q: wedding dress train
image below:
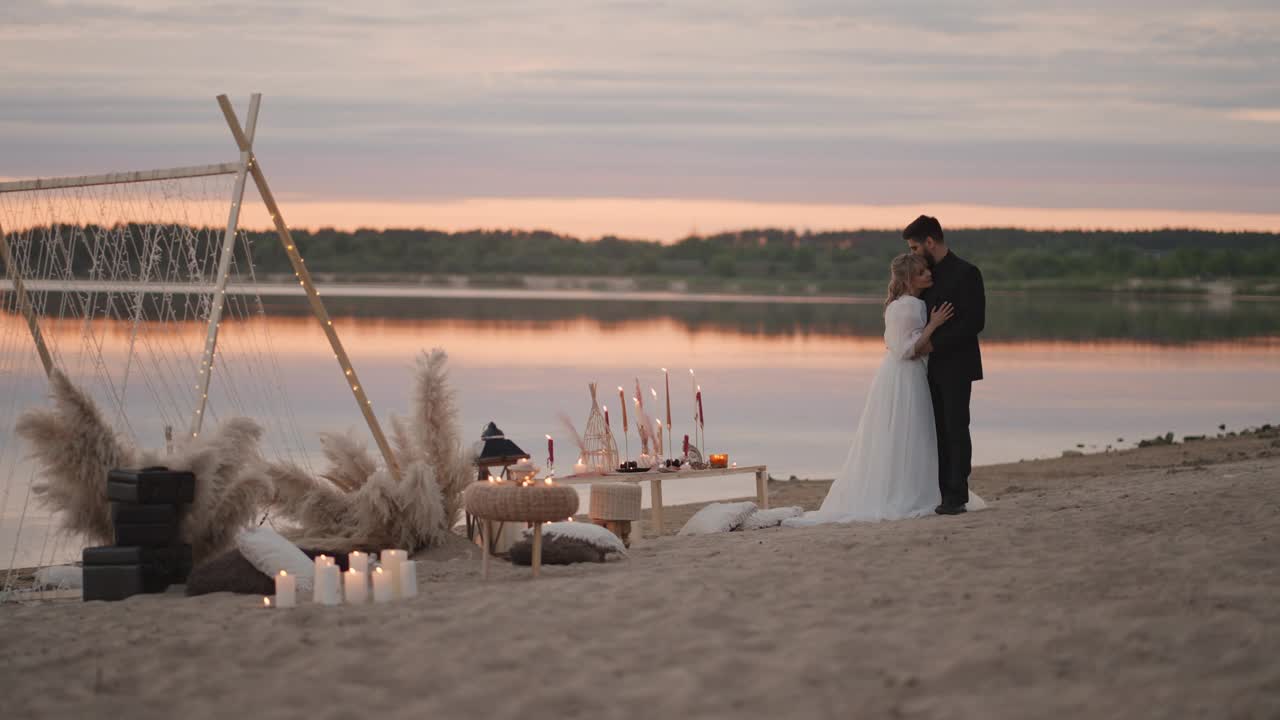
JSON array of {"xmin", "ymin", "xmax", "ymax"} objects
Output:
[{"xmin": 784, "ymin": 295, "xmax": 984, "ymax": 527}]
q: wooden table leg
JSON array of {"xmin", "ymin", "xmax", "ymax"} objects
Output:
[
  {"xmin": 650, "ymin": 477, "xmax": 664, "ymax": 536},
  {"xmin": 756, "ymin": 468, "xmax": 770, "ymax": 510},
  {"xmin": 480, "ymin": 520, "xmax": 490, "ymax": 581},
  {"xmin": 531, "ymin": 522, "xmax": 542, "ymax": 578}
]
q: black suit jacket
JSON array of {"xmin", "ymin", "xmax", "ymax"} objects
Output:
[{"xmin": 921, "ymin": 252, "xmax": 985, "ymax": 384}]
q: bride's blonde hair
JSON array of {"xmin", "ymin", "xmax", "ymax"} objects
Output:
[{"xmin": 885, "ymin": 253, "xmax": 927, "ymax": 308}]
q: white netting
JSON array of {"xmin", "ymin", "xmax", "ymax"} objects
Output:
[{"xmin": 0, "ymin": 173, "xmax": 316, "ymax": 591}]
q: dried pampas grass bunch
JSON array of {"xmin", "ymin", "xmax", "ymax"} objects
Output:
[
  {"xmin": 15, "ymin": 370, "xmax": 272, "ymax": 562},
  {"xmin": 268, "ymin": 348, "xmax": 472, "ymax": 553}
]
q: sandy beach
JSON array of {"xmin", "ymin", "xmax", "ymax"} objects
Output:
[{"xmin": 1, "ymin": 429, "xmax": 1277, "ymax": 719}]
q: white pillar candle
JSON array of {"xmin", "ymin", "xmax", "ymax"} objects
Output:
[
  {"xmin": 380, "ymin": 549, "xmax": 407, "ymax": 597},
  {"xmin": 399, "ymin": 560, "xmax": 418, "ymax": 599},
  {"xmin": 314, "ymin": 563, "xmax": 341, "ymax": 606},
  {"xmin": 372, "ymin": 566, "xmax": 395, "ymax": 603},
  {"xmin": 343, "ymin": 568, "xmax": 368, "ymax": 605},
  {"xmin": 274, "ymin": 570, "xmax": 296, "ymax": 608},
  {"xmin": 348, "ymin": 551, "xmax": 369, "ymax": 575}
]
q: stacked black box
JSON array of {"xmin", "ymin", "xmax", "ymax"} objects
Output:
[{"xmin": 83, "ymin": 467, "xmax": 196, "ymax": 602}]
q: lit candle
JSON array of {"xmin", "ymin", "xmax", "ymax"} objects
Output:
[
  {"xmin": 348, "ymin": 550, "xmax": 369, "ymax": 575},
  {"xmin": 274, "ymin": 570, "xmax": 297, "ymax": 607},
  {"xmin": 314, "ymin": 562, "xmax": 341, "ymax": 606},
  {"xmin": 344, "ymin": 568, "xmax": 368, "ymax": 604},
  {"xmin": 603, "ymin": 405, "xmax": 610, "ymax": 430},
  {"xmin": 372, "ymin": 566, "xmax": 395, "ymax": 603},
  {"xmin": 545, "ymin": 434, "xmax": 554, "ymax": 467},
  {"xmin": 400, "ymin": 561, "xmax": 419, "ymax": 599},
  {"xmin": 663, "ymin": 368, "xmax": 672, "ymax": 435},
  {"xmin": 697, "ymin": 388, "xmax": 704, "ymax": 428},
  {"xmin": 381, "ymin": 549, "xmax": 407, "ymax": 597},
  {"xmin": 683, "ymin": 434, "xmax": 690, "ymax": 456},
  {"xmin": 573, "ymin": 457, "xmax": 587, "ymax": 474},
  {"xmin": 263, "ymin": 596, "xmax": 273, "ymax": 608},
  {"xmin": 655, "ymin": 419, "xmax": 664, "ymax": 457},
  {"xmin": 618, "ymin": 387, "xmax": 628, "ymax": 433}
]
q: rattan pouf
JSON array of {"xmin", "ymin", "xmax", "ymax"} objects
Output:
[
  {"xmin": 464, "ymin": 482, "xmax": 580, "ymax": 579},
  {"xmin": 589, "ymin": 482, "xmax": 642, "ymax": 547}
]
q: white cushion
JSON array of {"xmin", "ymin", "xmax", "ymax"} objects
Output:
[
  {"xmin": 740, "ymin": 506, "xmax": 805, "ymax": 530},
  {"xmin": 236, "ymin": 525, "xmax": 315, "ymax": 592},
  {"xmin": 678, "ymin": 501, "xmax": 758, "ymax": 536},
  {"xmin": 524, "ymin": 521, "xmax": 627, "ymax": 555}
]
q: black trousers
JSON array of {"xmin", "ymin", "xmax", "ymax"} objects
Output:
[{"xmin": 928, "ymin": 377, "xmax": 972, "ymax": 507}]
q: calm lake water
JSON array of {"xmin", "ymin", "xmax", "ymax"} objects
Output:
[{"xmin": 3, "ymin": 288, "xmax": 1279, "ymax": 569}]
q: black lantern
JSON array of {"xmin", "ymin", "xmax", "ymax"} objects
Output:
[
  {"xmin": 467, "ymin": 422, "xmax": 531, "ymax": 549},
  {"xmin": 473, "ymin": 421, "xmax": 530, "ymax": 480}
]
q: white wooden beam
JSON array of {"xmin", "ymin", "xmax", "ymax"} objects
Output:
[
  {"xmin": 190, "ymin": 93, "xmax": 261, "ymax": 438},
  {"xmin": 0, "ymin": 224, "xmax": 55, "ymax": 377},
  {"xmin": 0, "ymin": 163, "xmax": 240, "ymax": 194},
  {"xmin": 215, "ymin": 93, "xmax": 402, "ymax": 481}
]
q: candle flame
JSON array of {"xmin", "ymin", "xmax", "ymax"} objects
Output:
[
  {"xmin": 651, "ymin": 388, "xmax": 658, "ymax": 398},
  {"xmin": 545, "ymin": 434, "xmax": 552, "ymax": 440},
  {"xmin": 662, "ymin": 367, "xmax": 667, "ymax": 372},
  {"xmin": 544, "ymin": 477, "xmax": 553, "ymax": 485},
  {"xmin": 376, "ymin": 567, "xmax": 384, "ymax": 575},
  {"xmin": 263, "ymin": 597, "xmax": 272, "ymax": 607},
  {"xmin": 279, "ymin": 570, "xmax": 287, "ymax": 576}
]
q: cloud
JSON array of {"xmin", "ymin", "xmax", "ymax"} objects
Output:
[
  {"xmin": 0, "ymin": 1, "xmax": 1277, "ymax": 221},
  {"xmin": 1230, "ymin": 108, "xmax": 1280, "ymax": 123}
]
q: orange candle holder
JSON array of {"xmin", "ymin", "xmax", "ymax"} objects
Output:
[{"xmin": 709, "ymin": 453, "xmax": 729, "ymax": 469}]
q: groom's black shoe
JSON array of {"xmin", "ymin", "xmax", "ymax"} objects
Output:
[{"xmin": 935, "ymin": 504, "xmax": 967, "ymax": 515}]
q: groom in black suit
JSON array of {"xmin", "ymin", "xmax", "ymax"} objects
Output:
[{"xmin": 904, "ymin": 215, "xmax": 985, "ymax": 515}]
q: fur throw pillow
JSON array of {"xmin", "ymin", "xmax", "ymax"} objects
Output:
[
  {"xmin": 528, "ymin": 521, "xmax": 628, "ymax": 554},
  {"xmin": 508, "ymin": 535, "xmax": 608, "ymax": 565},
  {"xmin": 508, "ymin": 521, "xmax": 628, "ymax": 565},
  {"xmin": 678, "ymin": 501, "xmax": 758, "ymax": 536},
  {"xmin": 236, "ymin": 525, "xmax": 314, "ymax": 592},
  {"xmin": 185, "ymin": 548, "xmax": 274, "ymax": 596},
  {"xmin": 740, "ymin": 506, "xmax": 805, "ymax": 530}
]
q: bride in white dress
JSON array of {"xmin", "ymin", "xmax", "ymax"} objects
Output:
[{"xmin": 785, "ymin": 254, "xmax": 984, "ymax": 526}]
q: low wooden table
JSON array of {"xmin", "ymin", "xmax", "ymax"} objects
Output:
[{"xmin": 559, "ymin": 465, "xmax": 768, "ymax": 536}]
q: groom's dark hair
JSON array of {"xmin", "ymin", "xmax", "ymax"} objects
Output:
[{"xmin": 903, "ymin": 215, "xmax": 944, "ymax": 244}]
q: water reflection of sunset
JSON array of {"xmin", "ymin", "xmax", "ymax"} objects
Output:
[{"xmin": 6, "ymin": 312, "xmax": 1280, "ymax": 373}]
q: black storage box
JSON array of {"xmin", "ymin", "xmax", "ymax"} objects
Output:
[
  {"xmin": 113, "ymin": 522, "xmax": 180, "ymax": 547},
  {"xmin": 110, "ymin": 503, "xmax": 180, "ymax": 525},
  {"xmin": 82, "ymin": 544, "xmax": 194, "ymax": 603},
  {"xmin": 82, "ymin": 565, "xmax": 168, "ymax": 601},
  {"xmin": 106, "ymin": 467, "xmax": 195, "ymax": 504}
]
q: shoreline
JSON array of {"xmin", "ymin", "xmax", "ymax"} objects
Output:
[{"xmin": 1, "ymin": 425, "xmax": 1277, "ymax": 717}]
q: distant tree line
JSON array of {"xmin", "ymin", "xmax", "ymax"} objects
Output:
[
  {"xmin": 8, "ymin": 225, "xmax": 1280, "ymax": 293},
  {"xmin": 242, "ymin": 227, "xmax": 1280, "ymax": 292}
]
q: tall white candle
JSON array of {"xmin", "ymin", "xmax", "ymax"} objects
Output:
[
  {"xmin": 399, "ymin": 561, "xmax": 418, "ymax": 599},
  {"xmin": 344, "ymin": 568, "xmax": 368, "ymax": 605},
  {"xmin": 381, "ymin": 549, "xmax": 407, "ymax": 597},
  {"xmin": 372, "ymin": 566, "xmax": 395, "ymax": 603},
  {"xmin": 314, "ymin": 563, "xmax": 341, "ymax": 606},
  {"xmin": 274, "ymin": 570, "xmax": 296, "ymax": 608},
  {"xmin": 348, "ymin": 551, "xmax": 369, "ymax": 575}
]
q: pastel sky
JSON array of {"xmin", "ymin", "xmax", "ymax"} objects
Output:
[{"xmin": 2, "ymin": 1, "xmax": 1278, "ymax": 238}]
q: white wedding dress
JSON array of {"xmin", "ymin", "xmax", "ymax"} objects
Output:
[{"xmin": 784, "ymin": 295, "xmax": 984, "ymax": 526}]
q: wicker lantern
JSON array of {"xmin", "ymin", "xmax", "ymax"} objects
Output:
[{"xmin": 581, "ymin": 383, "xmax": 619, "ymax": 472}]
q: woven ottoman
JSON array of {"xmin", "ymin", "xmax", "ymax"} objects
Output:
[
  {"xmin": 464, "ymin": 481, "xmax": 579, "ymax": 579},
  {"xmin": 589, "ymin": 482, "xmax": 642, "ymax": 547}
]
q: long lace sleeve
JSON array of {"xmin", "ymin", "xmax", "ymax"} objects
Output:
[{"xmin": 884, "ymin": 298, "xmax": 926, "ymax": 360}]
